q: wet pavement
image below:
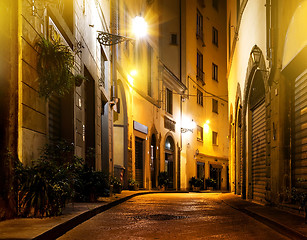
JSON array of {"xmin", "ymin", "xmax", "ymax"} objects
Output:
[
  {"xmin": 0, "ymin": 191, "xmax": 149, "ymax": 240},
  {"xmin": 58, "ymin": 193, "xmax": 290, "ymax": 240}
]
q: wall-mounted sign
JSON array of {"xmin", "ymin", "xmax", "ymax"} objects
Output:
[
  {"xmin": 133, "ymin": 121, "xmax": 148, "ymax": 134},
  {"xmin": 48, "ymin": 17, "xmax": 70, "ymax": 48}
]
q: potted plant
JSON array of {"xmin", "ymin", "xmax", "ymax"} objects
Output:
[
  {"xmin": 291, "ymin": 183, "xmax": 307, "ymax": 223},
  {"xmin": 74, "ymin": 74, "xmax": 87, "ymax": 87},
  {"xmin": 189, "ymin": 177, "xmax": 203, "ymax": 192},
  {"xmin": 205, "ymin": 178, "xmax": 216, "ymax": 190},
  {"xmin": 128, "ymin": 178, "xmax": 139, "ymax": 191},
  {"xmin": 36, "ymin": 37, "xmax": 75, "ymax": 99},
  {"xmin": 158, "ymin": 171, "xmax": 169, "ymax": 191},
  {"xmin": 110, "ymin": 176, "xmax": 122, "ymax": 194}
]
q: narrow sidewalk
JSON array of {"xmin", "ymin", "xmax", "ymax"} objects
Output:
[
  {"xmin": 0, "ymin": 190, "xmax": 149, "ymax": 240},
  {"xmin": 220, "ymin": 193, "xmax": 307, "ymax": 240}
]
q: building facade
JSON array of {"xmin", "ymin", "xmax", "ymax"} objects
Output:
[
  {"xmin": 1, "ymin": 0, "xmax": 230, "ymax": 218},
  {"xmin": 113, "ymin": 0, "xmax": 229, "ymax": 191},
  {"xmin": 181, "ymin": 0, "xmax": 229, "ymax": 190},
  {"xmin": 0, "ymin": 0, "xmax": 113, "ymax": 218},
  {"xmin": 228, "ymin": 0, "xmax": 307, "ymax": 204},
  {"xmin": 113, "ymin": 0, "xmax": 185, "ymax": 190}
]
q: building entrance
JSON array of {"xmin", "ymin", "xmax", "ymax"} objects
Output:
[
  {"xmin": 165, "ymin": 136, "xmax": 175, "ymax": 189},
  {"xmin": 210, "ymin": 164, "xmax": 222, "ymax": 190},
  {"xmin": 135, "ymin": 137, "xmax": 144, "ymax": 188},
  {"xmin": 249, "ymin": 71, "xmax": 266, "ymax": 202},
  {"xmin": 150, "ymin": 134, "xmax": 157, "ymax": 188}
]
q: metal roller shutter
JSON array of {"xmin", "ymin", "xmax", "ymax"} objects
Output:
[
  {"xmin": 294, "ymin": 73, "xmax": 307, "ymax": 187},
  {"xmin": 135, "ymin": 137, "xmax": 144, "ymax": 188},
  {"xmin": 251, "ymin": 100, "xmax": 266, "ymax": 202},
  {"xmin": 240, "ymin": 127, "xmax": 243, "ymax": 193}
]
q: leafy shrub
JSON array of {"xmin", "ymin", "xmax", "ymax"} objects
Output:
[
  {"xmin": 15, "ymin": 159, "xmax": 73, "ymax": 217},
  {"xmin": 15, "ymin": 140, "xmax": 109, "ymax": 217},
  {"xmin": 74, "ymin": 165, "xmax": 109, "ymax": 202},
  {"xmin": 190, "ymin": 177, "xmax": 203, "ymax": 188},
  {"xmin": 128, "ymin": 179, "xmax": 139, "ymax": 191},
  {"xmin": 205, "ymin": 178, "xmax": 217, "ymax": 188},
  {"xmin": 158, "ymin": 171, "xmax": 169, "ymax": 187},
  {"xmin": 36, "ymin": 37, "xmax": 75, "ymax": 99},
  {"xmin": 110, "ymin": 176, "xmax": 122, "ymax": 193}
]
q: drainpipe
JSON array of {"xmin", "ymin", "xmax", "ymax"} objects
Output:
[
  {"xmin": 110, "ymin": 0, "xmax": 119, "ymax": 176},
  {"xmin": 179, "ymin": 0, "xmax": 183, "ymax": 191},
  {"xmin": 111, "ymin": 0, "xmax": 118, "ymax": 101}
]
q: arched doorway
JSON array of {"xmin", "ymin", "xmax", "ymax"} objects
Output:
[
  {"xmin": 165, "ymin": 136, "xmax": 175, "ymax": 189},
  {"xmin": 235, "ymin": 104, "xmax": 242, "ymax": 195},
  {"xmin": 150, "ymin": 134, "xmax": 157, "ymax": 188},
  {"xmin": 243, "ymin": 45, "xmax": 268, "ymax": 202},
  {"xmin": 249, "ymin": 70, "xmax": 266, "ymax": 202}
]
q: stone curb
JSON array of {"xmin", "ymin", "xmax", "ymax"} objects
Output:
[
  {"xmin": 33, "ymin": 191, "xmax": 188, "ymax": 240},
  {"xmin": 222, "ymin": 200, "xmax": 307, "ymax": 240}
]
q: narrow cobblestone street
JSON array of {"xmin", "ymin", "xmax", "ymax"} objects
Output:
[{"xmin": 58, "ymin": 193, "xmax": 289, "ymax": 240}]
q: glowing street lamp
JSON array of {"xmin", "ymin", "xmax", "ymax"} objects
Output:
[
  {"xmin": 251, "ymin": 46, "xmax": 261, "ymax": 65},
  {"xmin": 130, "ymin": 70, "xmax": 137, "ymax": 76},
  {"xmin": 132, "ymin": 16, "xmax": 148, "ymax": 38},
  {"xmin": 181, "ymin": 119, "xmax": 196, "ymax": 133},
  {"xmin": 97, "ymin": 16, "xmax": 147, "ymax": 46},
  {"xmin": 97, "ymin": 16, "xmax": 148, "ymax": 112}
]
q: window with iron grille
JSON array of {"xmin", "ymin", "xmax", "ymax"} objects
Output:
[
  {"xmin": 212, "ymin": 27, "xmax": 218, "ymax": 46},
  {"xmin": 197, "ymin": 51, "xmax": 204, "ymax": 83},
  {"xmin": 212, "ymin": 98, "xmax": 218, "ymax": 113},
  {"xmin": 212, "ymin": 131, "xmax": 218, "ymax": 145},
  {"xmin": 197, "ymin": 125, "xmax": 203, "ymax": 141},
  {"xmin": 166, "ymin": 88, "xmax": 173, "ymax": 115},
  {"xmin": 197, "ymin": 89, "xmax": 203, "ymax": 106},
  {"xmin": 196, "ymin": 9, "xmax": 203, "ymax": 40},
  {"xmin": 212, "ymin": 63, "xmax": 218, "ymax": 81}
]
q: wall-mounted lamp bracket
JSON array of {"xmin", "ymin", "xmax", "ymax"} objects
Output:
[
  {"xmin": 97, "ymin": 31, "xmax": 134, "ymax": 46},
  {"xmin": 181, "ymin": 128, "xmax": 193, "ymax": 133}
]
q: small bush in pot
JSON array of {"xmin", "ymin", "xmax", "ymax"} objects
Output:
[
  {"xmin": 128, "ymin": 178, "xmax": 139, "ymax": 191},
  {"xmin": 110, "ymin": 176, "xmax": 122, "ymax": 194},
  {"xmin": 36, "ymin": 37, "xmax": 75, "ymax": 99},
  {"xmin": 189, "ymin": 177, "xmax": 203, "ymax": 191},
  {"xmin": 158, "ymin": 171, "xmax": 169, "ymax": 190}
]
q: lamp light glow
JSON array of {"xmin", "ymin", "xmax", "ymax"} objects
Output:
[
  {"xmin": 127, "ymin": 74, "xmax": 134, "ymax": 86},
  {"xmin": 204, "ymin": 120, "xmax": 210, "ymax": 133},
  {"xmin": 132, "ymin": 16, "xmax": 148, "ymax": 38},
  {"xmin": 130, "ymin": 70, "xmax": 137, "ymax": 76},
  {"xmin": 181, "ymin": 119, "xmax": 197, "ymax": 133},
  {"xmin": 190, "ymin": 119, "xmax": 196, "ymax": 129}
]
